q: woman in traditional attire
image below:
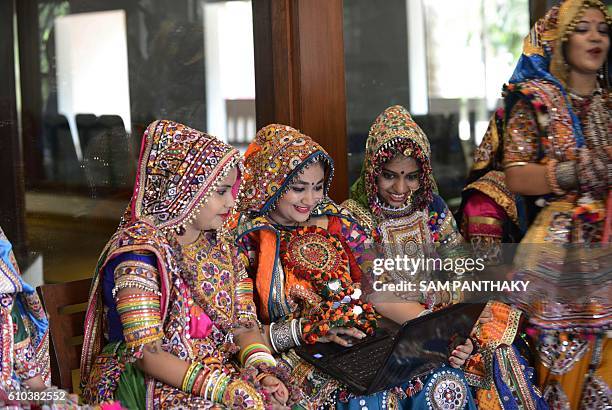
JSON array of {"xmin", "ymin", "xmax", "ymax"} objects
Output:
[
  {"xmin": 457, "ymin": 109, "xmax": 533, "ymax": 264},
  {"xmin": 344, "ymin": 106, "xmax": 547, "ymax": 409},
  {"xmin": 80, "ymin": 120, "xmax": 295, "ymax": 409},
  {"xmin": 0, "ymin": 227, "xmax": 50, "ymax": 395},
  {"xmin": 500, "ymin": 1, "xmax": 611, "ymax": 408},
  {"xmin": 344, "ymin": 105, "xmax": 467, "ymax": 272},
  {"xmin": 235, "ymin": 123, "xmax": 476, "ymax": 409}
]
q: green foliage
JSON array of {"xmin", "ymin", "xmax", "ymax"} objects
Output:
[{"xmin": 486, "ymin": 0, "xmax": 529, "ymax": 60}]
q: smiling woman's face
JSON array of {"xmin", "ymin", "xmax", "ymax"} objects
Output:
[
  {"xmin": 376, "ymin": 154, "xmax": 420, "ymax": 208},
  {"xmin": 268, "ymin": 161, "xmax": 325, "ymax": 225}
]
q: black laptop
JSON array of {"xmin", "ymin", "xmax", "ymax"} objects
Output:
[{"xmin": 296, "ymin": 303, "xmax": 484, "ymax": 395}]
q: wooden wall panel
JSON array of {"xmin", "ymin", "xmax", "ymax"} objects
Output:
[{"xmin": 295, "ymin": 0, "xmax": 348, "ymax": 201}]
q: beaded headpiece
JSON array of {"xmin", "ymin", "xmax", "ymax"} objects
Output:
[
  {"xmin": 350, "ymin": 105, "xmax": 436, "ymax": 220},
  {"xmin": 239, "ymin": 124, "xmax": 334, "ymax": 215},
  {"xmin": 131, "ymin": 120, "xmax": 242, "ymax": 232}
]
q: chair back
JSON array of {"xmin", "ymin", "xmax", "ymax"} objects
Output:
[{"xmin": 37, "ymin": 277, "xmax": 92, "ymax": 392}]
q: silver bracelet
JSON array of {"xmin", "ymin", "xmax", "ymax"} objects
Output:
[
  {"xmin": 269, "ymin": 322, "xmax": 279, "ymax": 353},
  {"xmin": 298, "ymin": 318, "xmax": 304, "ymax": 341},
  {"xmin": 556, "ymin": 160, "xmax": 578, "ymax": 191},
  {"xmin": 271, "ymin": 319, "xmax": 295, "ymax": 352},
  {"xmin": 290, "ymin": 319, "xmax": 301, "ymax": 347}
]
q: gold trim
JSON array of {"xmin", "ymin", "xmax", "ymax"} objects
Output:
[
  {"xmin": 465, "ymin": 171, "xmax": 519, "ymax": 225},
  {"xmin": 468, "ymin": 216, "xmax": 503, "ymax": 226},
  {"xmin": 504, "ymin": 161, "xmax": 529, "ymax": 169},
  {"xmin": 341, "ymin": 199, "xmax": 376, "ymax": 234}
]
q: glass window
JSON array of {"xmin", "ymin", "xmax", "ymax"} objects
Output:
[
  {"xmin": 343, "ymin": 0, "xmax": 528, "ymax": 207},
  {"xmin": 21, "ymin": 0, "xmax": 255, "ymax": 284}
]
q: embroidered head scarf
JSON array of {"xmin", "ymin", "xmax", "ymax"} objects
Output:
[
  {"xmin": 350, "ymin": 105, "xmax": 436, "ymax": 221},
  {"xmin": 239, "ymin": 124, "xmax": 334, "ymax": 215},
  {"xmin": 131, "ymin": 120, "xmax": 242, "ymax": 231},
  {"xmin": 81, "ymin": 120, "xmax": 242, "ymax": 381}
]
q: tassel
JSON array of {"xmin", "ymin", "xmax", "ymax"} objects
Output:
[{"xmin": 244, "ymin": 142, "xmax": 261, "ymax": 159}]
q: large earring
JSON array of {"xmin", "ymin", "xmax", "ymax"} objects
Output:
[{"xmin": 405, "ymin": 189, "xmax": 414, "ymax": 206}]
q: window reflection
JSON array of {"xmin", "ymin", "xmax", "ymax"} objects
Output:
[
  {"xmin": 344, "ymin": 0, "xmax": 528, "ymax": 206},
  {"xmin": 22, "ymin": 0, "xmax": 255, "ymax": 284}
]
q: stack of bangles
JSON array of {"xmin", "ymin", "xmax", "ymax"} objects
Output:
[
  {"xmin": 269, "ymin": 318, "xmax": 303, "ymax": 353},
  {"xmin": 240, "ymin": 343, "xmax": 277, "ymax": 368},
  {"xmin": 240, "ymin": 343, "xmax": 302, "ymax": 404},
  {"xmin": 115, "ymin": 293, "xmax": 163, "ymax": 357},
  {"xmin": 181, "ymin": 361, "xmax": 232, "ymax": 401}
]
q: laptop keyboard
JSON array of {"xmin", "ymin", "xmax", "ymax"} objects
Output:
[{"xmin": 331, "ymin": 341, "xmax": 392, "ymax": 383}]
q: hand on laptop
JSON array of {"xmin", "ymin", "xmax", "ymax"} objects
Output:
[
  {"xmin": 448, "ymin": 338, "xmax": 474, "ymax": 368},
  {"xmin": 318, "ymin": 326, "xmax": 367, "ymax": 346}
]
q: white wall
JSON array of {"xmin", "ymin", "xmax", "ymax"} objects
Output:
[
  {"xmin": 203, "ymin": 1, "xmax": 255, "ymax": 143},
  {"xmin": 55, "ymin": 10, "xmax": 132, "ymax": 159}
]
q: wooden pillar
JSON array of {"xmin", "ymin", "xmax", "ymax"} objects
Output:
[
  {"xmin": 0, "ymin": 0, "xmax": 27, "ymax": 259},
  {"xmin": 252, "ymin": 0, "xmax": 349, "ymax": 201}
]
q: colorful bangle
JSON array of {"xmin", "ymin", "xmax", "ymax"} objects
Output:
[
  {"xmin": 244, "ymin": 352, "xmax": 276, "ymax": 368},
  {"xmin": 210, "ymin": 372, "xmax": 223, "ymax": 402},
  {"xmin": 214, "ymin": 373, "xmax": 231, "ymax": 403},
  {"xmin": 191, "ymin": 368, "xmax": 207, "ymax": 396},
  {"xmin": 116, "ymin": 292, "xmax": 163, "ymax": 353},
  {"xmin": 290, "ymin": 319, "xmax": 302, "ymax": 347},
  {"xmin": 239, "ymin": 343, "xmax": 271, "ymax": 365},
  {"xmin": 181, "ymin": 362, "xmax": 204, "ymax": 393},
  {"xmin": 203, "ymin": 369, "xmax": 220, "ymax": 400},
  {"xmin": 268, "ymin": 322, "xmax": 279, "ymax": 353},
  {"xmin": 197, "ymin": 367, "xmax": 214, "ymax": 397}
]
